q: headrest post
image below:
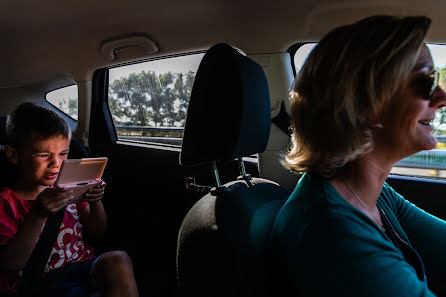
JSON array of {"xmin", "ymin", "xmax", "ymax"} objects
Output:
[
  {"xmin": 212, "ymin": 161, "xmax": 222, "ymax": 188},
  {"xmin": 238, "ymin": 158, "xmax": 247, "ymax": 178}
]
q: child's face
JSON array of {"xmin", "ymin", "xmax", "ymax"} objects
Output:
[{"xmin": 15, "ymin": 134, "xmax": 70, "ymax": 189}]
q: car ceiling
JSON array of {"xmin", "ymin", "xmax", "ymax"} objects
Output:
[{"xmin": 0, "ymin": 0, "xmax": 445, "ymax": 89}]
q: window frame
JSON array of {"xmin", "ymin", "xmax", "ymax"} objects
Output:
[{"xmin": 288, "ymin": 42, "xmax": 317, "ymax": 76}]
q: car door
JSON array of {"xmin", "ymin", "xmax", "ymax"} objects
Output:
[{"xmin": 87, "ymin": 53, "xmax": 261, "ymax": 296}]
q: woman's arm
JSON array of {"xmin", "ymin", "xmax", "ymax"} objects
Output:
[
  {"xmin": 392, "ymin": 189, "xmax": 446, "ymax": 294},
  {"xmin": 274, "ymin": 215, "xmax": 437, "ymax": 297}
]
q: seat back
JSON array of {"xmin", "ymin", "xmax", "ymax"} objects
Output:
[
  {"xmin": 0, "ymin": 115, "xmax": 14, "ymax": 187},
  {"xmin": 0, "ymin": 116, "xmax": 6, "ymax": 145},
  {"xmin": 177, "ymin": 43, "xmax": 291, "ymax": 297}
]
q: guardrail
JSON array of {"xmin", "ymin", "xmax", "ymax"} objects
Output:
[
  {"xmin": 116, "ymin": 125, "xmax": 184, "ymax": 134},
  {"xmin": 119, "ymin": 136, "xmax": 182, "ymax": 146},
  {"xmin": 395, "ymin": 149, "xmax": 446, "ymax": 170},
  {"xmin": 116, "ymin": 125, "xmax": 183, "ymax": 146},
  {"xmin": 116, "ymin": 125, "xmax": 446, "ymax": 170}
]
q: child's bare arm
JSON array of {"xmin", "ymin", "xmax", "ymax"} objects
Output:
[
  {"xmin": 78, "ymin": 182, "xmax": 107, "ymax": 238},
  {"xmin": 0, "ymin": 187, "xmax": 73, "ymax": 271}
]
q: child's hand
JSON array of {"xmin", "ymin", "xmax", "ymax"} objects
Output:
[
  {"xmin": 82, "ymin": 181, "xmax": 106, "ymax": 205},
  {"xmin": 31, "ymin": 187, "xmax": 75, "ymax": 218}
]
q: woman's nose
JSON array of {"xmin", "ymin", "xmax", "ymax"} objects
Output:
[{"xmin": 430, "ymin": 85, "xmax": 446, "ymax": 109}]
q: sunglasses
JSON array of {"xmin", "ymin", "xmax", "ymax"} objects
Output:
[{"xmin": 413, "ymin": 70, "xmax": 439, "ymax": 99}]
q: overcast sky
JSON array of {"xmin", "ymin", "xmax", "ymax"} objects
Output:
[{"xmin": 109, "ymin": 53, "xmax": 204, "ymax": 84}]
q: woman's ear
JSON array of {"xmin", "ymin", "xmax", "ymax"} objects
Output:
[{"xmin": 3, "ymin": 145, "xmax": 18, "ymax": 165}]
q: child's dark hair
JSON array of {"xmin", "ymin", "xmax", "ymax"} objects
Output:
[{"xmin": 6, "ymin": 102, "xmax": 71, "ymax": 149}]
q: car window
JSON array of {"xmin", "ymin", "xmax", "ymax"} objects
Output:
[
  {"xmin": 46, "ymin": 85, "xmax": 78, "ymax": 120},
  {"xmin": 293, "ymin": 43, "xmax": 317, "ymax": 74},
  {"xmin": 292, "ymin": 43, "xmax": 446, "ymax": 180},
  {"xmin": 108, "ymin": 53, "xmax": 204, "ymax": 147}
]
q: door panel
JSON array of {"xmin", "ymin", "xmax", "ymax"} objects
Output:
[
  {"xmin": 88, "ymin": 68, "xmax": 260, "ymax": 297},
  {"xmin": 387, "ymin": 175, "xmax": 446, "ymax": 220},
  {"xmin": 88, "ymin": 69, "xmax": 191, "ymax": 296}
]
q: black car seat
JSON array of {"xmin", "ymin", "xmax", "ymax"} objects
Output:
[
  {"xmin": 176, "ymin": 43, "xmax": 291, "ymax": 297},
  {"xmin": 0, "ymin": 116, "xmax": 6, "ymax": 146}
]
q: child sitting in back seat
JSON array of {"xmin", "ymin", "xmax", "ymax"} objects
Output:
[{"xmin": 0, "ymin": 102, "xmax": 139, "ymax": 297}]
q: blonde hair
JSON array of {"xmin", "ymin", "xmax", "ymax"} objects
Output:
[{"xmin": 284, "ymin": 15, "xmax": 431, "ymax": 178}]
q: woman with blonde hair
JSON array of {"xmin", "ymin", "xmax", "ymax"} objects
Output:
[{"xmin": 273, "ymin": 15, "xmax": 446, "ymax": 296}]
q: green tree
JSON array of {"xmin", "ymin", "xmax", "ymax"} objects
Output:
[
  {"xmin": 54, "ymin": 97, "xmax": 78, "ymax": 120},
  {"xmin": 159, "ymin": 72, "xmax": 176, "ymax": 126},
  {"xmin": 109, "ymin": 70, "xmax": 195, "ymax": 128},
  {"xmin": 110, "ymin": 73, "xmax": 152, "ymax": 126},
  {"xmin": 174, "ymin": 71, "xmax": 195, "ymax": 126},
  {"xmin": 435, "ymin": 67, "xmax": 446, "ymax": 135},
  {"xmin": 67, "ymin": 98, "xmax": 78, "ymax": 119},
  {"xmin": 140, "ymin": 71, "xmax": 164, "ymax": 126}
]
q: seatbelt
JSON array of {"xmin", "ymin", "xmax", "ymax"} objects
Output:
[
  {"xmin": 271, "ymin": 102, "xmax": 292, "ymax": 137},
  {"xmin": 18, "ymin": 206, "xmax": 66, "ymax": 296}
]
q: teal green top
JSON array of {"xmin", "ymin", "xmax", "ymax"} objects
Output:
[{"xmin": 272, "ymin": 173, "xmax": 446, "ymax": 297}]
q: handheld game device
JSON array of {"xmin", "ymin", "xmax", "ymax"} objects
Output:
[{"xmin": 55, "ymin": 157, "xmax": 108, "ymax": 200}]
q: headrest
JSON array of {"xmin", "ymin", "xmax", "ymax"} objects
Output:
[
  {"xmin": 0, "ymin": 115, "xmax": 7, "ymax": 145},
  {"xmin": 180, "ymin": 43, "xmax": 271, "ymax": 167}
]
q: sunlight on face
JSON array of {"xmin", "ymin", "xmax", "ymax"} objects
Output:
[{"xmin": 17, "ymin": 135, "xmax": 70, "ymax": 189}]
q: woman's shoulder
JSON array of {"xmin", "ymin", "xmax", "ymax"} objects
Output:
[
  {"xmin": 378, "ymin": 182, "xmax": 404, "ymax": 212},
  {"xmin": 285, "ymin": 173, "xmax": 355, "ymax": 210},
  {"xmin": 274, "ymin": 173, "xmax": 366, "ymax": 237},
  {"xmin": 278, "ymin": 174, "xmax": 331, "ymax": 215}
]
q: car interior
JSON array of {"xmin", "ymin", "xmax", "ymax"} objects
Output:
[
  {"xmin": 2, "ymin": 0, "xmax": 446, "ymax": 296},
  {"xmin": 176, "ymin": 43, "xmax": 291, "ymax": 297}
]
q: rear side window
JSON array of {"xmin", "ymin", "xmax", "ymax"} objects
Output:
[
  {"xmin": 293, "ymin": 43, "xmax": 316, "ymax": 74},
  {"xmin": 292, "ymin": 43, "xmax": 446, "ymax": 180},
  {"xmin": 46, "ymin": 85, "xmax": 78, "ymax": 120},
  {"xmin": 108, "ymin": 53, "xmax": 204, "ymax": 147}
]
